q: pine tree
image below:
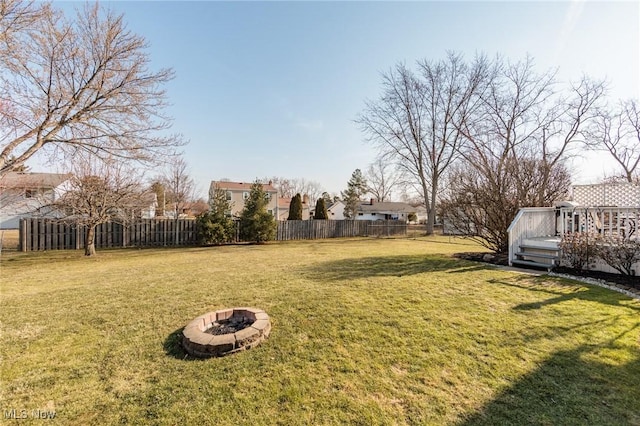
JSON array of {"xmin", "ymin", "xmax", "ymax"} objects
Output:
[
  {"xmin": 287, "ymin": 193, "xmax": 303, "ymax": 220},
  {"xmin": 239, "ymin": 181, "xmax": 276, "ymax": 243},
  {"xmin": 197, "ymin": 185, "xmax": 235, "ymax": 245},
  {"xmin": 341, "ymin": 169, "xmax": 368, "ymax": 219},
  {"xmin": 314, "ymin": 198, "xmax": 328, "ymax": 219}
]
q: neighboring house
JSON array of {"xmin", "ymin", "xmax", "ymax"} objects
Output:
[
  {"xmin": 326, "ymin": 200, "xmax": 345, "ymax": 220},
  {"xmin": 106, "ymin": 191, "xmax": 157, "ymax": 220},
  {"xmin": 355, "ymin": 199, "xmax": 416, "ymax": 222},
  {"xmin": 411, "ymin": 206, "xmax": 429, "ymax": 224},
  {"xmin": 209, "ymin": 181, "xmax": 278, "ymax": 217},
  {"xmin": 163, "ymin": 200, "xmax": 207, "ymax": 219},
  {"xmin": 136, "ymin": 192, "xmax": 158, "ymax": 219},
  {"xmin": 0, "ymin": 172, "xmax": 72, "ymax": 229},
  {"xmin": 277, "ymin": 195, "xmax": 311, "ymax": 221}
]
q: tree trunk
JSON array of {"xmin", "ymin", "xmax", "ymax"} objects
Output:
[{"xmin": 85, "ymin": 225, "xmax": 96, "ymax": 256}]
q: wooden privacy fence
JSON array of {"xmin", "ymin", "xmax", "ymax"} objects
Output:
[
  {"xmin": 19, "ymin": 218, "xmax": 407, "ymax": 251},
  {"xmin": 19, "ymin": 218, "xmax": 197, "ymax": 251}
]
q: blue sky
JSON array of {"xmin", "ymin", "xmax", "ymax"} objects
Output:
[{"xmin": 47, "ymin": 1, "xmax": 639, "ymax": 197}]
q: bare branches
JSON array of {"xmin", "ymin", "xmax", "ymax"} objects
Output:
[
  {"xmin": 358, "ymin": 53, "xmax": 487, "ymax": 233},
  {"xmin": 159, "ymin": 154, "xmax": 196, "ymax": 219},
  {"xmin": 54, "ymin": 154, "xmax": 148, "ymax": 255},
  {"xmin": 365, "ymin": 157, "xmax": 401, "ymax": 202},
  {"xmin": 587, "ymin": 99, "xmax": 640, "ymax": 182},
  {"xmin": 441, "ymin": 55, "xmax": 603, "ymax": 252},
  {"xmin": 0, "ymin": 1, "xmax": 183, "ymax": 176}
]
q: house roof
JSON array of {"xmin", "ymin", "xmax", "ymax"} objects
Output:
[
  {"xmin": 278, "ymin": 196, "xmax": 310, "ymax": 209},
  {"xmin": 210, "ymin": 181, "xmax": 277, "ymax": 193},
  {"xmin": 278, "ymin": 197, "xmax": 292, "ymax": 209},
  {"xmin": 327, "ymin": 200, "xmax": 344, "ymax": 210},
  {"xmin": 357, "ymin": 201, "xmax": 416, "ymax": 214},
  {"xmin": 0, "ymin": 172, "xmax": 71, "ymax": 189}
]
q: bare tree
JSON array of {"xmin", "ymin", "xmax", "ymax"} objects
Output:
[
  {"xmin": 0, "ymin": 1, "xmax": 182, "ymax": 177},
  {"xmin": 264, "ymin": 176, "xmax": 293, "ymax": 198},
  {"xmin": 54, "ymin": 156, "xmax": 146, "ymax": 256},
  {"xmin": 159, "ymin": 154, "xmax": 196, "ymax": 244},
  {"xmin": 358, "ymin": 53, "xmax": 490, "ymax": 234},
  {"xmin": 365, "ymin": 157, "xmax": 401, "ymax": 202},
  {"xmin": 588, "ymin": 99, "xmax": 640, "ymax": 183},
  {"xmin": 445, "ymin": 56, "xmax": 604, "ymax": 252},
  {"xmin": 0, "ymin": 0, "xmax": 49, "ymax": 48},
  {"xmin": 264, "ymin": 176, "xmax": 324, "ymax": 206}
]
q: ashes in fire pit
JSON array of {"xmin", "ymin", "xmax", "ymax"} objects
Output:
[
  {"xmin": 205, "ymin": 315, "xmax": 254, "ymax": 335},
  {"xmin": 182, "ymin": 307, "xmax": 271, "ymax": 358}
]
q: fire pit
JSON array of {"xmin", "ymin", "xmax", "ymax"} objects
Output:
[{"xmin": 182, "ymin": 307, "xmax": 271, "ymax": 358}]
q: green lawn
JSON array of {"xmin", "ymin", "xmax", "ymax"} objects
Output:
[{"xmin": 1, "ymin": 236, "xmax": 639, "ymax": 425}]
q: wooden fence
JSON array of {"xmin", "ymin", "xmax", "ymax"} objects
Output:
[
  {"xmin": 19, "ymin": 219, "xmax": 198, "ymax": 251},
  {"xmin": 19, "ymin": 218, "xmax": 407, "ymax": 251}
]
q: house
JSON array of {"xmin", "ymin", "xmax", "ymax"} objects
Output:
[
  {"xmin": 277, "ymin": 195, "xmax": 311, "ymax": 221},
  {"xmin": 326, "ymin": 200, "xmax": 345, "ymax": 220},
  {"xmin": 0, "ymin": 172, "xmax": 72, "ymax": 229},
  {"xmin": 209, "ymin": 181, "xmax": 278, "ymax": 217},
  {"xmin": 355, "ymin": 199, "xmax": 416, "ymax": 222},
  {"xmin": 508, "ymin": 182, "xmax": 639, "ymax": 275},
  {"xmin": 163, "ymin": 200, "xmax": 208, "ymax": 219},
  {"xmin": 135, "ymin": 192, "xmax": 158, "ymax": 219}
]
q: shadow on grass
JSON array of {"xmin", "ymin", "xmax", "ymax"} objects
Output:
[
  {"xmin": 457, "ymin": 344, "xmax": 640, "ymax": 425},
  {"xmin": 163, "ymin": 327, "xmax": 203, "ymax": 361},
  {"xmin": 303, "ymin": 254, "xmax": 491, "ymax": 282},
  {"xmin": 488, "ymin": 278, "xmax": 640, "ymax": 312}
]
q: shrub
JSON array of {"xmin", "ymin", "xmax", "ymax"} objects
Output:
[
  {"xmin": 288, "ymin": 193, "xmax": 303, "ymax": 220},
  {"xmin": 314, "ymin": 198, "xmax": 328, "ymax": 220},
  {"xmin": 196, "ymin": 213, "xmax": 235, "ymax": 245},
  {"xmin": 596, "ymin": 235, "xmax": 640, "ymax": 276},
  {"xmin": 559, "ymin": 232, "xmax": 601, "ymax": 272}
]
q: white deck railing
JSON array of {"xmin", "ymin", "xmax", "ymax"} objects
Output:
[{"xmin": 558, "ymin": 207, "xmax": 639, "ymax": 239}]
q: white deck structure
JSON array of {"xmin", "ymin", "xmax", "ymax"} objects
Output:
[{"xmin": 507, "ymin": 183, "xmax": 639, "ymax": 274}]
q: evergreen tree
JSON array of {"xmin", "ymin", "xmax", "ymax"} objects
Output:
[
  {"xmin": 341, "ymin": 169, "xmax": 368, "ymax": 219},
  {"xmin": 314, "ymin": 198, "xmax": 328, "ymax": 219},
  {"xmin": 239, "ymin": 181, "xmax": 276, "ymax": 243},
  {"xmin": 287, "ymin": 193, "xmax": 303, "ymax": 220},
  {"xmin": 197, "ymin": 185, "xmax": 235, "ymax": 245}
]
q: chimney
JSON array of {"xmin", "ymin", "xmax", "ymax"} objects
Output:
[
  {"xmin": 370, "ymin": 198, "xmax": 375, "ymax": 205},
  {"xmin": 303, "ymin": 194, "xmax": 309, "ymax": 205}
]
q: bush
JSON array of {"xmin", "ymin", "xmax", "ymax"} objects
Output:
[
  {"xmin": 597, "ymin": 235, "xmax": 640, "ymax": 276},
  {"xmin": 196, "ymin": 213, "xmax": 235, "ymax": 245},
  {"xmin": 288, "ymin": 193, "xmax": 303, "ymax": 220},
  {"xmin": 314, "ymin": 198, "xmax": 328, "ymax": 220},
  {"xmin": 559, "ymin": 232, "xmax": 601, "ymax": 272}
]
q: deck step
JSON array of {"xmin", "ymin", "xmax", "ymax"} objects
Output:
[
  {"xmin": 515, "ymin": 251, "xmax": 558, "ymax": 260},
  {"xmin": 518, "ymin": 244, "xmax": 559, "ymax": 252},
  {"xmin": 511, "ymin": 259, "xmax": 554, "ymax": 270}
]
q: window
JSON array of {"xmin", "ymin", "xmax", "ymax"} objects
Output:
[
  {"xmin": 372, "ymin": 213, "xmax": 376, "ymax": 216},
  {"xmin": 243, "ymin": 191, "xmax": 249, "ymax": 200},
  {"xmin": 358, "ymin": 212, "xmax": 364, "ymax": 216},
  {"xmin": 226, "ymin": 191, "xmax": 232, "ymax": 201},
  {"xmin": 25, "ymin": 189, "xmax": 34, "ymax": 198}
]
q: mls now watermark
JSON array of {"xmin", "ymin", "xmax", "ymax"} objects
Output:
[{"xmin": 4, "ymin": 408, "xmax": 56, "ymax": 420}]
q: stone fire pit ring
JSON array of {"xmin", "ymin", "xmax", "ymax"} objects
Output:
[{"xmin": 182, "ymin": 307, "xmax": 271, "ymax": 358}]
